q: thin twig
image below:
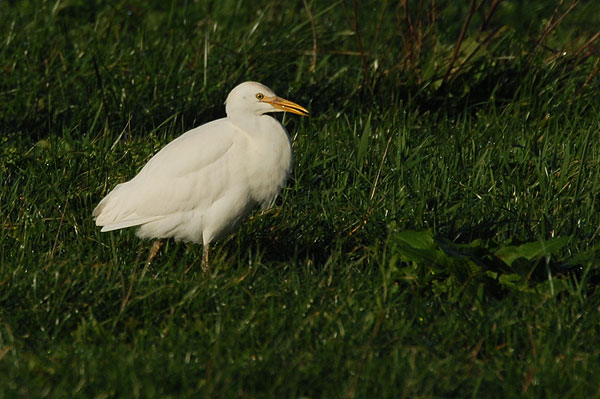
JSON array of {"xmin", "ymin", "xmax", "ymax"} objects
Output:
[
  {"xmin": 543, "ymin": 31, "xmax": 600, "ymax": 64},
  {"xmin": 478, "ymin": 0, "xmax": 503, "ymax": 32},
  {"xmin": 531, "ymin": 0, "xmax": 568, "ymax": 54},
  {"xmin": 443, "ymin": 0, "xmax": 479, "ymax": 84},
  {"xmin": 577, "ymin": 56, "xmax": 600, "ymax": 95},
  {"xmin": 571, "ymin": 31, "xmax": 600, "ymax": 59},
  {"xmin": 527, "ymin": 0, "xmax": 579, "ymax": 65},
  {"xmin": 451, "ymin": 25, "xmax": 505, "ymax": 81}
]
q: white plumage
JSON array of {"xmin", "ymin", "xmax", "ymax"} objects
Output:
[{"xmin": 93, "ymin": 81, "xmax": 308, "ymax": 269}]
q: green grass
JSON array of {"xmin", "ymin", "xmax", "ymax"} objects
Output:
[{"xmin": 2, "ymin": 0, "xmax": 600, "ymax": 397}]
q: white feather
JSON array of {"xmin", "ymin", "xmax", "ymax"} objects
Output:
[{"xmin": 93, "ymin": 81, "xmax": 306, "ymax": 250}]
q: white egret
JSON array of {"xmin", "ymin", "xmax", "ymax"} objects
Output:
[{"xmin": 93, "ymin": 81, "xmax": 309, "ymax": 270}]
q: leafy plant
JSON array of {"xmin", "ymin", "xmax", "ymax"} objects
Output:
[{"xmin": 387, "ymin": 227, "xmax": 595, "ymax": 303}]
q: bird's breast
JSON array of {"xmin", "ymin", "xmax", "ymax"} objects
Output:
[{"xmin": 244, "ymin": 117, "xmax": 293, "ymax": 207}]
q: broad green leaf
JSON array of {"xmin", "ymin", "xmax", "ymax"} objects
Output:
[
  {"xmin": 394, "ymin": 230, "xmax": 436, "ymax": 250},
  {"xmin": 495, "ymin": 237, "xmax": 570, "ymax": 267}
]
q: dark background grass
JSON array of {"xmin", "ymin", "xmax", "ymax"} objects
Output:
[{"xmin": 2, "ymin": 1, "xmax": 600, "ymax": 397}]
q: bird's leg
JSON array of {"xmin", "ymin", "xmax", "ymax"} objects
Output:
[
  {"xmin": 201, "ymin": 244, "xmax": 210, "ymax": 272},
  {"xmin": 146, "ymin": 239, "xmax": 163, "ymax": 266}
]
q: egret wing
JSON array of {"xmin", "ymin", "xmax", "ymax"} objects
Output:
[
  {"xmin": 93, "ymin": 119, "xmax": 244, "ymax": 230},
  {"xmin": 137, "ymin": 119, "xmax": 238, "ymax": 178}
]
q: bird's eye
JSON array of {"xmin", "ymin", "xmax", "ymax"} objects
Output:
[{"xmin": 255, "ymin": 93, "xmax": 264, "ymax": 100}]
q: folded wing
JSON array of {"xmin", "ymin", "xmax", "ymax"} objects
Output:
[{"xmin": 93, "ymin": 119, "xmax": 243, "ymax": 232}]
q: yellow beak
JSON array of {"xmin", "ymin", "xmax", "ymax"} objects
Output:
[{"xmin": 261, "ymin": 96, "xmax": 309, "ymax": 116}]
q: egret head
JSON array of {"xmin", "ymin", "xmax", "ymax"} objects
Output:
[{"xmin": 225, "ymin": 81, "xmax": 309, "ymax": 118}]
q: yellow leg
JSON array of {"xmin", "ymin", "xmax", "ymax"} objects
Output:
[
  {"xmin": 146, "ymin": 240, "xmax": 163, "ymax": 266},
  {"xmin": 201, "ymin": 243, "xmax": 210, "ymax": 272}
]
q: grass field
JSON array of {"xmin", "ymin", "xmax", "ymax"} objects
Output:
[{"xmin": 2, "ymin": 0, "xmax": 600, "ymax": 397}]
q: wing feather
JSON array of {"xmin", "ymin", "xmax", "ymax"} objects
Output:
[{"xmin": 93, "ymin": 119, "xmax": 244, "ymax": 230}]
